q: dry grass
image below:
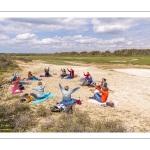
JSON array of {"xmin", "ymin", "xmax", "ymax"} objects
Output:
[{"xmin": 40, "ymin": 109, "xmax": 126, "ymax": 132}]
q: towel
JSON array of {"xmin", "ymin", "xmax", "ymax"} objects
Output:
[
  {"xmin": 31, "ymin": 93, "xmax": 56, "ymax": 104},
  {"xmin": 88, "ymin": 99, "xmax": 118, "ymax": 107},
  {"xmin": 11, "ymin": 87, "xmax": 23, "ymax": 94},
  {"xmin": 88, "ymin": 99, "xmax": 106, "ymax": 105}
]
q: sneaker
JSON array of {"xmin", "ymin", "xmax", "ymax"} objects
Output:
[{"xmin": 89, "ymin": 97, "xmax": 93, "ymax": 99}]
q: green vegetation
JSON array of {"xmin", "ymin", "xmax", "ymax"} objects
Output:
[{"xmin": 12, "ymin": 54, "xmax": 150, "ymax": 66}]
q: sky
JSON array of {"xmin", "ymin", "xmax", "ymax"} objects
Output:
[{"xmin": 0, "ymin": 18, "xmax": 150, "ymax": 53}]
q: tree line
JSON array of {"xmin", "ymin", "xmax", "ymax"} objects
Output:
[{"xmin": 2, "ymin": 49, "xmax": 150, "ymax": 56}]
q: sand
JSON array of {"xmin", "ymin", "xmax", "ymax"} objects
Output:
[{"xmin": 5, "ymin": 61, "xmax": 150, "ymax": 132}]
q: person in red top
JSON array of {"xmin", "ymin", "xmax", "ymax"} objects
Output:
[
  {"xmin": 13, "ymin": 75, "xmax": 24, "ymax": 92},
  {"xmin": 83, "ymin": 72, "xmax": 90, "ymax": 79},
  {"xmin": 89, "ymin": 85, "xmax": 108, "ymax": 103},
  {"xmin": 67, "ymin": 68, "xmax": 74, "ymax": 78}
]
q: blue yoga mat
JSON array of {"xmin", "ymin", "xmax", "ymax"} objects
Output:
[
  {"xmin": 32, "ymin": 93, "xmax": 56, "ymax": 104},
  {"xmin": 65, "ymin": 78, "xmax": 73, "ymax": 80},
  {"xmin": 28, "ymin": 77, "xmax": 42, "ymax": 81}
]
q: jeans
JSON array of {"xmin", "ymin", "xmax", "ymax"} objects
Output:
[
  {"xmin": 66, "ymin": 76, "xmax": 73, "ymax": 79},
  {"xmin": 81, "ymin": 80, "xmax": 89, "ymax": 86},
  {"xmin": 28, "ymin": 76, "xmax": 39, "ymax": 80},
  {"xmin": 59, "ymin": 99, "xmax": 76, "ymax": 107},
  {"xmin": 80, "ymin": 78, "xmax": 86, "ymax": 82},
  {"xmin": 30, "ymin": 93, "xmax": 44, "ymax": 99},
  {"xmin": 93, "ymin": 92, "xmax": 102, "ymax": 103}
]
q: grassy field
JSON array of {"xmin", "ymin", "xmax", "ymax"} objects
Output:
[{"xmin": 12, "ymin": 55, "xmax": 150, "ymax": 66}]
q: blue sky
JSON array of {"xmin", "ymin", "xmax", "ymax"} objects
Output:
[{"xmin": 0, "ymin": 18, "xmax": 150, "ymax": 53}]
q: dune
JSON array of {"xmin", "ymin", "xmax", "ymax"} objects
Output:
[{"xmin": 5, "ymin": 60, "xmax": 150, "ymax": 132}]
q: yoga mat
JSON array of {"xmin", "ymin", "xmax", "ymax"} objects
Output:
[
  {"xmin": 40, "ymin": 74, "xmax": 53, "ymax": 77},
  {"xmin": 88, "ymin": 99, "xmax": 106, "ymax": 105},
  {"xmin": 88, "ymin": 99, "xmax": 118, "ymax": 107},
  {"xmin": 11, "ymin": 87, "xmax": 23, "ymax": 94},
  {"xmin": 31, "ymin": 93, "xmax": 56, "ymax": 104},
  {"xmin": 27, "ymin": 77, "xmax": 42, "ymax": 81}
]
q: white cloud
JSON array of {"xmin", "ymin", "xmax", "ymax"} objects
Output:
[
  {"xmin": 16, "ymin": 33, "xmax": 36, "ymax": 40},
  {"xmin": 91, "ymin": 18, "xmax": 140, "ymax": 34}
]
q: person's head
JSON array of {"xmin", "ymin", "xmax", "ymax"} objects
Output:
[
  {"xmin": 87, "ymin": 72, "xmax": 89, "ymax": 74},
  {"xmin": 38, "ymin": 82, "xmax": 42, "ymax": 86},
  {"xmin": 102, "ymin": 78, "xmax": 106, "ymax": 82},
  {"xmin": 28, "ymin": 71, "xmax": 32, "ymax": 74},
  {"xmin": 102, "ymin": 87, "xmax": 108, "ymax": 91},
  {"xmin": 64, "ymin": 86, "xmax": 69, "ymax": 91}
]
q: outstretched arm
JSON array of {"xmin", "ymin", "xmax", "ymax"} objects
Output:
[
  {"xmin": 30, "ymin": 85, "xmax": 37, "ymax": 90},
  {"xmin": 67, "ymin": 68, "xmax": 71, "ymax": 72},
  {"xmin": 70, "ymin": 87, "xmax": 79, "ymax": 94},
  {"xmin": 59, "ymin": 83, "xmax": 63, "ymax": 91},
  {"xmin": 42, "ymin": 82, "xmax": 46, "ymax": 88}
]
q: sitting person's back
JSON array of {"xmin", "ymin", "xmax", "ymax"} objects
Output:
[
  {"xmin": 60, "ymin": 69, "xmax": 67, "ymax": 77},
  {"xmin": 44, "ymin": 67, "xmax": 51, "ymax": 77},
  {"xmin": 59, "ymin": 83, "xmax": 79, "ymax": 106},
  {"xmin": 30, "ymin": 81, "xmax": 45, "ymax": 99}
]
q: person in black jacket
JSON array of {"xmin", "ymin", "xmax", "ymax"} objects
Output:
[{"xmin": 44, "ymin": 67, "xmax": 51, "ymax": 77}]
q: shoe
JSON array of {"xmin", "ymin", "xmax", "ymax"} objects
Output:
[{"xmin": 89, "ymin": 97, "xmax": 93, "ymax": 99}]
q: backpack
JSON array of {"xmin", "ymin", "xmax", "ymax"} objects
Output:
[
  {"xmin": 20, "ymin": 93, "xmax": 35, "ymax": 103},
  {"xmin": 106, "ymin": 100, "xmax": 114, "ymax": 107}
]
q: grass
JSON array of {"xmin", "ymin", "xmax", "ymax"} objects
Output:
[
  {"xmin": 40, "ymin": 109, "xmax": 126, "ymax": 132},
  {"xmin": 12, "ymin": 55, "xmax": 150, "ymax": 66}
]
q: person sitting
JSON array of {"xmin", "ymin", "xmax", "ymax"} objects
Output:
[
  {"xmin": 30, "ymin": 81, "xmax": 46, "ymax": 99},
  {"xmin": 60, "ymin": 68, "xmax": 67, "ymax": 78},
  {"xmin": 89, "ymin": 86, "xmax": 108, "ymax": 103},
  {"xmin": 13, "ymin": 75, "xmax": 25, "ymax": 92},
  {"xmin": 58, "ymin": 83, "xmax": 79, "ymax": 106},
  {"xmin": 80, "ymin": 72, "xmax": 90, "ymax": 82},
  {"xmin": 28, "ymin": 71, "xmax": 40, "ymax": 80},
  {"xmin": 44, "ymin": 67, "xmax": 51, "ymax": 77},
  {"xmin": 66, "ymin": 68, "xmax": 74, "ymax": 78},
  {"xmin": 81, "ymin": 75, "xmax": 93, "ymax": 86},
  {"xmin": 100, "ymin": 78, "xmax": 107, "ymax": 88}
]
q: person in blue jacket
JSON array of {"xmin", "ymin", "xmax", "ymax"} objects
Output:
[{"xmin": 58, "ymin": 83, "xmax": 79, "ymax": 106}]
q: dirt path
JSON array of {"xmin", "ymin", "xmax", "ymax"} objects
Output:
[{"xmin": 6, "ymin": 60, "xmax": 150, "ymax": 132}]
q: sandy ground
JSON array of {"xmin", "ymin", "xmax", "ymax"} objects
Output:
[{"xmin": 5, "ymin": 61, "xmax": 150, "ymax": 132}]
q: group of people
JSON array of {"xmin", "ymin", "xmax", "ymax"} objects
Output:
[
  {"xmin": 60, "ymin": 68, "xmax": 75, "ymax": 79},
  {"xmin": 6, "ymin": 66, "xmax": 110, "ymax": 112}
]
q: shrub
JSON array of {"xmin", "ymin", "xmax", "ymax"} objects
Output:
[
  {"xmin": 36, "ymin": 105, "xmax": 52, "ymax": 117},
  {"xmin": 13, "ymin": 113, "xmax": 36, "ymax": 132},
  {"xmin": 12, "ymin": 101, "xmax": 30, "ymax": 113}
]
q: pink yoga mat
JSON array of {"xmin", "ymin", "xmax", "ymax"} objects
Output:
[
  {"xmin": 40, "ymin": 74, "xmax": 53, "ymax": 77},
  {"xmin": 11, "ymin": 87, "xmax": 23, "ymax": 94}
]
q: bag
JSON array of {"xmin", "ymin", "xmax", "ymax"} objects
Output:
[
  {"xmin": 76, "ymin": 100, "xmax": 82, "ymax": 105},
  {"xmin": 50, "ymin": 106, "xmax": 64, "ymax": 112},
  {"xmin": 19, "ymin": 84, "xmax": 25, "ymax": 90},
  {"xmin": 20, "ymin": 93, "xmax": 35, "ymax": 103},
  {"xmin": 106, "ymin": 100, "xmax": 114, "ymax": 107}
]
